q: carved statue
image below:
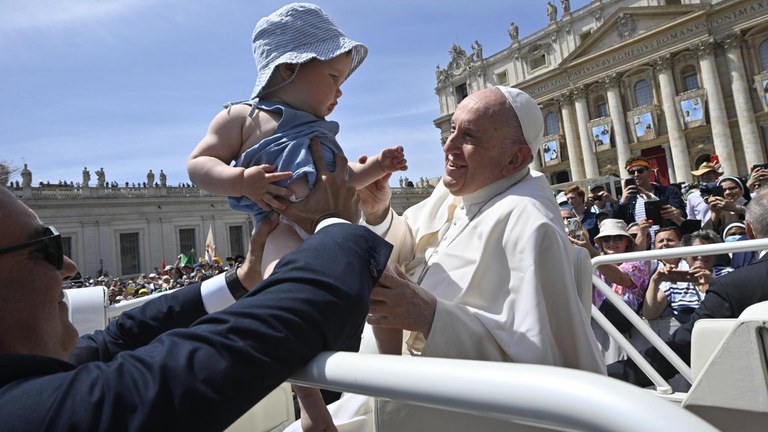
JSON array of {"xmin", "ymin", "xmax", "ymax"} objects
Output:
[
  {"xmin": 561, "ymin": 0, "xmax": 570, "ymax": 14},
  {"xmin": 449, "ymin": 44, "xmax": 467, "ymax": 62},
  {"xmin": 82, "ymin": 167, "xmax": 91, "ymax": 187},
  {"xmin": 159, "ymin": 169, "xmax": 167, "ymax": 187},
  {"xmin": 20, "ymin": 163, "xmax": 32, "ymax": 187},
  {"xmin": 147, "ymin": 169, "xmax": 155, "ymax": 187},
  {"xmin": 547, "ymin": 1, "xmax": 557, "ymax": 23},
  {"xmin": 508, "ymin": 22, "xmax": 519, "ymax": 42},
  {"xmin": 471, "ymin": 40, "xmax": 483, "ymax": 62},
  {"xmin": 96, "ymin": 167, "xmax": 106, "ymax": 187}
]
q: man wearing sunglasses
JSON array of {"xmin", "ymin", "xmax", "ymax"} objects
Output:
[
  {"xmin": 0, "ymin": 143, "xmax": 393, "ymax": 431},
  {"xmin": 614, "ymin": 156, "xmax": 687, "ymax": 226}
]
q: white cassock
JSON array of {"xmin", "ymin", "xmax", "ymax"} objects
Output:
[{"xmin": 287, "ymin": 169, "xmax": 605, "ymax": 432}]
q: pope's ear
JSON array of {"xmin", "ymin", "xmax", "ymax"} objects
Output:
[
  {"xmin": 502, "ymin": 145, "xmax": 532, "ymax": 176},
  {"xmin": 746, "ymin": 220, "xmax": 756, "ymax": 240}
]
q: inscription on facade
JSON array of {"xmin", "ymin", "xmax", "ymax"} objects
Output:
[{"xmin": 527, "ymin": 0, "xmax": 768, "ymax": 98}]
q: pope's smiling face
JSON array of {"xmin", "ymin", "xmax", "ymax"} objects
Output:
[{"xmin": 442, "ymin": 89, "xmax": 529, "ymax": 196}]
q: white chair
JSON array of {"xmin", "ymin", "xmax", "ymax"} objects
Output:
[{"xmin": 682, "ymin": 301, "xmax": 768, "ymax": 432}]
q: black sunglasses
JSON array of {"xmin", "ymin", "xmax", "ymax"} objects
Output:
[{"xmin": 0, "ymin": 226, "xmax": 63, "ymax": 270}]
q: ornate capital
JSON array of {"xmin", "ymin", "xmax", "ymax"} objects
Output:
[
  {"xmin": 720, "ymin": 31, "xmax": 743, "ymax": 50},
  {"xmin": 690, "ymin": 38, "xmax": 716, "ymax": 59},
  {"xmin": 572, "ymin": 85, "xmax": 587, "ymax": 100},
  {"xmin": 651, "ymin": 53, "xmax": 674, "ymax": 73},
  {"xmin": 602, "ymin": 73, "xmax": 622, "ymax": 89},
  {"xmin": 556, "ymin": 91, "xmax": 575, "ymax": 105}
]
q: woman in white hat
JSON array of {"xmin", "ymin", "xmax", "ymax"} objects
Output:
[{"xmin": 584, "ymin": 219, "xmax": 650, "ymax": 333}]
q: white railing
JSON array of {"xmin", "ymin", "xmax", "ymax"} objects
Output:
[
  {"xmin": 589, "ymin": 238, "xmax": 768, "ymax": 393},
  {"xmin": 290, "ymin": 352, "xmax": 717, "ymax": 432}
]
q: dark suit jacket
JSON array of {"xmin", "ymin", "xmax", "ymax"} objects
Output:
[
  {"xmin": 614, "ymin": 183, "xmax": 687, "ymax": 224},
  {"xmin": 609, "ymin": 254, "xmax": 768, "ymax": 387},
  {"xmin": 0, "ymin": 224, "xmax": 391, "ymax": 431}
]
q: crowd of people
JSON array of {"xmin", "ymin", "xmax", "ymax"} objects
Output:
[
  {"xmin": 558, "ymin": 155, "xmax": 768, "ymax": 367},
  {"xmin": 71, "ymin": 255, "xmax": 246, "ymax": 305}
]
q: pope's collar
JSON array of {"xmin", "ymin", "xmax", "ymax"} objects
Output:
[{"xmin": 459, "ymin": 168, "xmax": 530, "ymax": 206}]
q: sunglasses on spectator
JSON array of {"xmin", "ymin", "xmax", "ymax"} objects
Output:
[
  {"xmin": 600, "ymin": 235, "xmax": 628, "ymax": 243},
  {"xmin": 627, "ymin": 168, "xmax": 646, "ymax": 175},
  {"xmin": 0, "ymin": 226, "xmax": 63, "ymax": 270}
]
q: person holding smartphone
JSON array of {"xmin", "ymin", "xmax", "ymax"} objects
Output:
[
  {"xmin": 704, "ymin": 175, "xmax": 748, "ymax": 238},
  {"xmin": 643, "ymin": 230, "xmax": 729, "ymax": 323},
  {"xmin": 747, "ymin": 163, "xmax": 768, "ymax": 193},
  {"xmin": 615, "ymin": 156, "xmax": 686, "ymax": 226}
]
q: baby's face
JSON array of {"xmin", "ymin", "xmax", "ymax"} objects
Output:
[{"xmin": 285, "ymin": 53, "xmax": 353, "ymax": 118}]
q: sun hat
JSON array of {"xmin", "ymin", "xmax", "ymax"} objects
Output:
[
  {"xmin": 495, "ymin": 86, "xmax": 545, "ymax": 152},
  {"xmin": 594, "ymin": 218, "xmax": 633, "ymax": 241},
  {"xmin": 691, "ymin": 161, "xmax": 722, "ymax": 177},
  {"xmin": 250, "ymin": 3, "xmax": 368, "ymax": 99}
]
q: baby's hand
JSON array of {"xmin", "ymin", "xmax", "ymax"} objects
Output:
[
  {"xmin": 242, "ymin": 164, "xmax": 294, "ymax": 212},
  {"xmin": 378, "ymin": 146, "xmax": 408, "ymax": 173}
]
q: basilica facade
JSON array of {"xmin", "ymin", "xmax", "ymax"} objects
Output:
[{"xmin": 434, "ymin": 0, "xmax": 768, "ymax": 187}]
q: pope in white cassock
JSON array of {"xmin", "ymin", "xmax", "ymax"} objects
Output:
[{"xmin": 287, "ymin": 86, "xmax": 605, "ymax": 432}]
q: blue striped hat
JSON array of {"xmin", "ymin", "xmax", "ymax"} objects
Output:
[{"xmin": 251, "ymin": 3, "xmax": 368, "ymax": 99}]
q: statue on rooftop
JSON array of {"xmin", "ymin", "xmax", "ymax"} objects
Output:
[
  {"xmin": 82, "ymin": 167, "xmax": 91, "ymax": 187},
  {"xmin": 508, "ymin": 22, "xmax": 519, "ymax": 43},
  {"xmin": 147, "ymin": 169, "xmax": 155, "ymax": 188},
  {"xmin": 561, "ymin": 0, "xmax": 570, "ymax": 15},
  {"xmin": 96, "ymin": 167, "xmax": 106, "ymax": 187},
  {"xmin": 547, "ymin": 1, "xmax": 557, "ymax": 23},
  {"xmin": 159, "ymin": 170, "xmax": 167, "ymax": 187},
  {"xmin": 20, "ymin": 163, "xmax": 31, "ymax": 187},
  {"xmin": 471, "ymin": 40, "xmax": 483, "ymax": 62}
]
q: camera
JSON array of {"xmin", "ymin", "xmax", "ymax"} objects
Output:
[
  {"xmin": 751, "ymin": 163, "xmax": 768, "ymax": 171},
  {"xmin": 699, "ymin": 182, "xmax": 724, "ymax": 200},
  {"xmin": 591, "ymin": 194, "xmax": 602, "ymax": 202}
]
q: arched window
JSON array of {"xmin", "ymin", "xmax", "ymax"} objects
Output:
[
  {"xmin": 593, "ymin": 95, "xmax": 609, "ymax": 118},
  {"xmin": 544, "ymin": 112, "xmax": 560, "ymax": 136},
  {"xmin": 681, "ymin": 65, "xmax": 700, "ymax": 91},
  {"xmin": 760, "ymin": 40, "xmax": 768, "ymax": 72},
  {"xmin": 634, "ymin": 79, "xmax": 653, "ymax": 107}
]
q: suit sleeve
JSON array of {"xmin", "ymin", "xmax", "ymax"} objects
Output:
[{"xmin": 1, "ymin": 224, "xmax": 392, "ymax": 432}]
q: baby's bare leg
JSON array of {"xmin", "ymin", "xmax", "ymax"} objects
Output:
[
  {"xmin": 261, "ymin": 177, "xmax": 310, "ymax": 277},
  {"xmin": 372, "ymin": 326, "xmax": 403, "ymax": 355},
  {"xmin": 262, "ymin": 222, "xmax": 303, "ymax": 277}
]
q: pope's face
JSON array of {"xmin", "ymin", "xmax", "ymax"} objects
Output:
[{"xmin": 442, "ymin": 90, "xmax": 525, "ymax": 196}]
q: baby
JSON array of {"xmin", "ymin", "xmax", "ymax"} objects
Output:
[{"xmin": 187, "ymin": 4, "xmax": 404, "ymax": 430}]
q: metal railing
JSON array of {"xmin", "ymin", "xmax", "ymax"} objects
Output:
[
  {"xmin": 290, "ymin": 352, "xmax": 717, "ymax": 431},
  {"xmin": 589, "ymin": 238, "xmax": 768, "ymax": 393}
]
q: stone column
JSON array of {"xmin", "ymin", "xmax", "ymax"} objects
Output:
[
  {"xmin": 693, "ymin": 39, "xmax": 737, "ymax": 175},
  {"xmin": 573, "ymin": 86, "xmax": 600, "ymax": 178},
  {"xmin": 722, "ymin": 33, "xmax": 765, "ymax": 168},
  {"xmin": 603, "ymin": 73, "xmax": 632, "ymax": 172},
  {"xmin": 653, "ymin": 54, "xmax": 692, "ymax": 184},
  {"xmin": 558, "ymin": 92, "xmax": 585, "ymax": 180}
]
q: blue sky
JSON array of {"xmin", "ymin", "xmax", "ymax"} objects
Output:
[{"xmin": 1, "ymin": 0, "xmax": 589, "ymax": 187}]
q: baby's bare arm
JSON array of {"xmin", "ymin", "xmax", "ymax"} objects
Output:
[
  {"xmin": 187, "ymin": 106, "xmax": 251, "ymax": 195},
  {"xmin": 188, "ymin": 106, "xmax": 293, "ymax": 209},
  {"xmin": 348, "ymin": 146, "xmax": 407, "ymax": 189}
]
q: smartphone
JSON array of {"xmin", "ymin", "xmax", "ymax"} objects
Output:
[
  {"xmin": 642, "ymin": 199, "xmax": 666, "ymax": 225},
  {"xmin": 751, "ymin": 163, "xmax": 768, "ymax": 172},
  {"xmin": 566, "ymin": 217, "xmax": 583, "ymax": 241},
  {"xmin": 710, "ymin": 154, "xmax": 720, "ymax": 165},
  {"xmin": 709, "ymin": 185, "xmax": 724, "ymax": 198},
  {"xmin": 624, "ymin": 178, "xmax": 636, "ymax": 188},
  {"xmin": 661, "ymin": 269, "xmax": 698, "ymax": 284}
]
